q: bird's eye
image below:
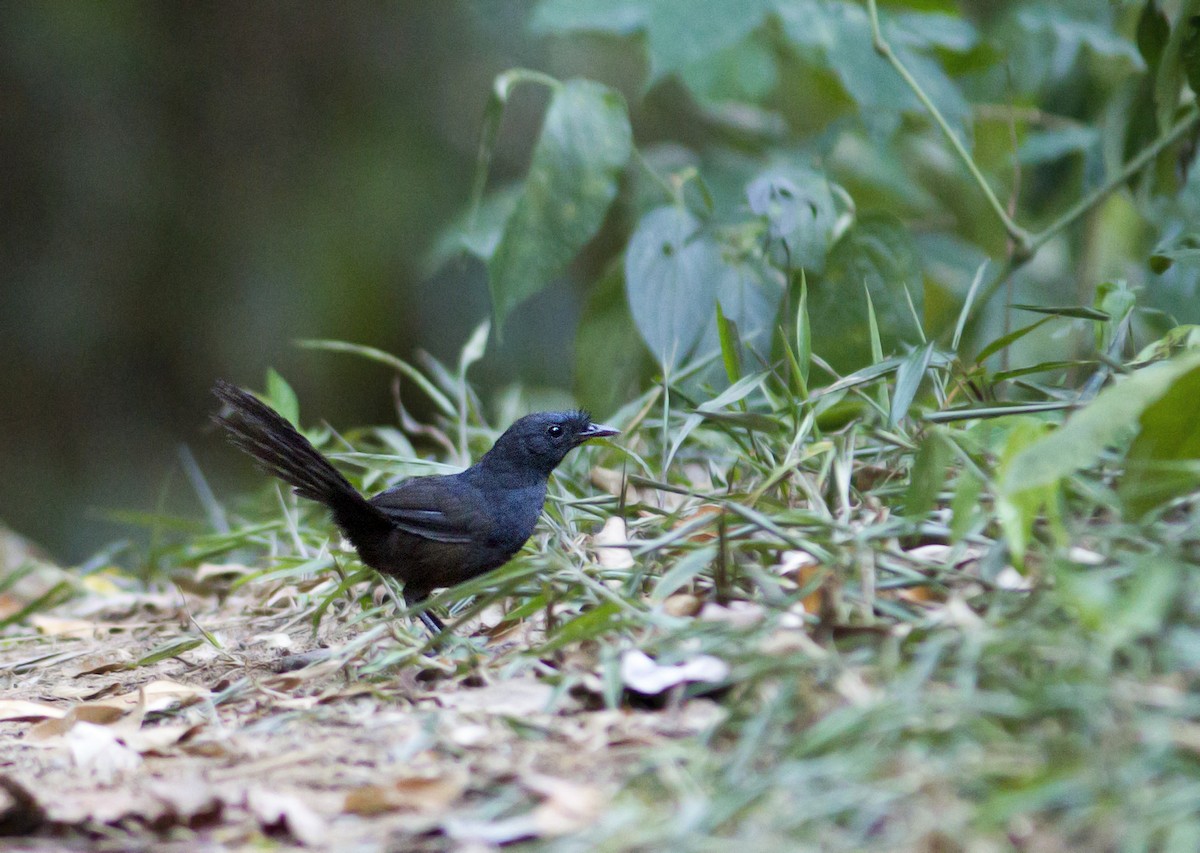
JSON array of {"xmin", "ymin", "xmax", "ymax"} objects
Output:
[{"xmin": 547, "ymin": 424, "xmax": 564, "ymax": 438}]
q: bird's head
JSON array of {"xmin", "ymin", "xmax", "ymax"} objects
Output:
[{"xmin": 483, "ymin": 410, "xmax": 619, "ymax": 477}]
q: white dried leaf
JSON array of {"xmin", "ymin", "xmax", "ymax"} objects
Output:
[
  {"xmin": 247, "ymin": 789, "xmax": 328, "ymax": 847},
  {"xmin": 620, "ymin": 649, "xmax": 729, "ymax": 695},
  {"xmin": 592, "ymin": 517, "xmax": 635, "ymax": 569},
  {"xmin": 65, "ymin": 722, "xmax": 142, "ymax": 783}
]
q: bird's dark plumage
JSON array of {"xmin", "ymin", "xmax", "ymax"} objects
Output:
[{"xmin": 212, "ymin": 380, "xmax": 617, "ymax": 633}]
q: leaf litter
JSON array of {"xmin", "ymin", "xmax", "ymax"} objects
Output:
[{"xmin": 0, "ymin": 544, "xmax": 741, "ymax": 851}]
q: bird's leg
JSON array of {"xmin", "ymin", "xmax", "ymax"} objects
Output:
[{"xmin": 403, "ymin": 588, "xmax": 446, "ymax": 636}]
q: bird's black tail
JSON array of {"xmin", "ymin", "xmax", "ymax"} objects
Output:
[{"xmin": 212, "ymin": 380, "xmax": 389, "ymax": 542}]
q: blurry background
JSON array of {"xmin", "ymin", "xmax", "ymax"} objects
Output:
[
  {"xmin": 5, "ymin": 2, "xmax": 1199, "ymax": 564},
  {"xmin": 0, "ymin": 2, "xmax": 585, "ymax": 562}
]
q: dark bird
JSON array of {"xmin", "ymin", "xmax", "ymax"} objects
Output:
[{"xmin": 212, "ymin": 380, "xmax": 618, "ymax": 634}]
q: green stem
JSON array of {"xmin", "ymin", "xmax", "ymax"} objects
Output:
[{"xmin": 866, "ymin": 0, "xmax": 1032, "ymax": 256}]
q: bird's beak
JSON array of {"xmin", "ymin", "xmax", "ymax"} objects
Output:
[{"xmin": 578, "ymin": 422, "xmax": 619, "ymax": 441}]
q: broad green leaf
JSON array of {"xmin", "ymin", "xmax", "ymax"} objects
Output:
[
  {"xmin": 746, "ymin": 167, "xmax": 839, "ymax": 273},
  {"xmin": 1012, "ymin": 7, "xmax": 1142, "ymax": 94},
  {"xmin": 1118, "ymin": 361, "xmax": 1200, "ymax": 518},
  {"xmin": 644, "ymin": 0, "xmax": 775, "ymax": 83},
  {"xmin": 265, "ymin": 369, "xmax": 300, "ymax": 428},
  {"xmin": 776, "ymin": 1, "xmax": 970, "ymax": 135},
  {"xmin": 624, "ymin": 206, "xmax": 721, "ymax": 369},
  {"xmin": 1001, "ymin": 351, "xmax": 1200, "ymax": 496},
  {"xmin": 488, "ymin": 79, "xmax": 632, "ymax": 331},
  {"xmin": 678, "ymin": 34, "xmax": 778, "ymax": 104}
]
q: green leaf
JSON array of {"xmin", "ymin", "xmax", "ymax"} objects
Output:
[
  {"xmin": 1131, "ymin": 324, "xmax": 1200, "ymax": 366},
  {"xmin": 975, "ymin": 316, "xmax": 1056, "ymax": 365},
  {"xmin": 488, "ymin": 79, "xmax": 632, "ymax": 331},
  {"xmin": 644, "ymin": 0, "xmax": 776, "ymax": 83},
  {"xmin": 624, "ymin": 206, "xmax": 721, "ymax": 369},
  {"xmin": 996, "ymin": 416, "xmax": 1058, "ymax": 561},
  {"xmin": 1001, "ymin": 351, "xmax": 1200, "ymax": 497},
  {"xmin": 746, "ymin": 167, "xmax": 839, "ymax": 273},
  {"xmin": 1181, "ymin": 9, "xmax": 1200, "ymax": 96},
  {"xmin": 265, "ymin": 369, "xmax": 300, "ymax": 427},
  {"xmin": 698, "ymin": 258, "xmax": 784, "ymax": 368},
  {"xmin": 890, "ymin": 342, "xmax": 935, "ymax": 426},
  {"xmin": 1118, "ymin": 360, "xmax": 1200, "ymax": 518},
  {"xmin": 777, "ymin": 1, "xmax": 969, "ymax": 134},
  {"xmin": 715, "ymin": 301, "xmax": 741, "ymax": 383},
  {"xmin": 425, "ymin": 186, "xmax": 521, "ymax": 274},
  {"xmin": 795, "ymin": 271, "xmax": 812, "ymax": 388},
  {"xmin": 1155, "ymin": 0, "xmax": 1200, "ymax": 132},
  {"xmin": 540, "ymin": 600, "xmax": 625, "ymax": 652},
  {"xmin": 1137, "ymin": 0, "xmax": 1170, "ymax": 71},
  {"xmin": 904, "ymin": 429, "xmax": 951, "ymax": 519},
  {"xmin": 949, "ymin": 467, "xmax": 983, "ymax": 542},
  {"xmin": 1010, "ymin": 304, "xmax": 1110, "ymax": 321}
]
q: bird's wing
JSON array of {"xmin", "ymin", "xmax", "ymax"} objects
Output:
[{"xmin": 368, "ymin": 477, "xmax": 480, "ymax": 545}]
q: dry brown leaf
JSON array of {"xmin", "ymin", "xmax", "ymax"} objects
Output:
[
  {"xmin": 778, "ymin": 550, "xmax": 830, "ymax": 616},
  {"xmin": 591, "ymin": 517, "xmax": 635, "ymax": 569},
  {"xmin": 0, "ymin": 699, "xmax": 67, "ymax": 722},
  {"xmin": 29, "ymin": 703, "xmax": 127, "ymax": 740},
  {"xmin": 526, "ymin": 775, "xmax": 603, "ymax": 836},
  {"xmin": 122, "ymin": 723, "xmax": 203, "ymax": 755},
  {"xmin": 662, "ymin": 593, "xmax": 703, "ymax": 617},
  {"xmin": 344, "ymin": 773, "xmax": 466, "ymax": 816},
  {"xmin": 671, "ymin": 503, "xmax": 723, "ymax": 542},
  {"xmin": 103, "ymin": 680, "xmax": 209, "ymax": 714}
]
